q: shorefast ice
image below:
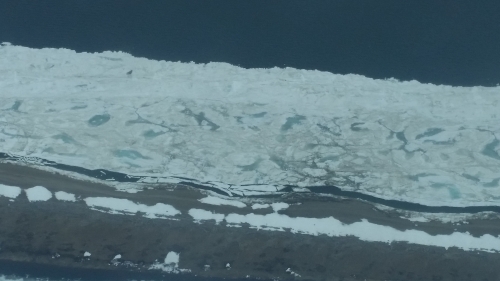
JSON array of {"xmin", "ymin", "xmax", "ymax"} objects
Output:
[
  {"xmin": 189, "ymin": 208, "xmax": 500, "ymax": 253},
  {"xmin": 1, "ymin": 44, "xmax": 500, "ymax": 207},
  {"xmin": 0, "ymin": 184, "xmax": 22, "ymax": 199},
  {"xmin": 84, "ymin": 197, "xmax": 180, "ymax": 218}
]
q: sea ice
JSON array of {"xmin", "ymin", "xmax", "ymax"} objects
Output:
[{"xmin": 1, "ymin": 44, "xmax": 500, "ymax": 207}]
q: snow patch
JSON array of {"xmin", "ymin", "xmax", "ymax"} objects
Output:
[
  {"xmin": 84, "ymin": 251, "xmax": 91, "ymax": 257},
  {"xmin": 199, "ymin": 195, "xmax": 246, "ymax": 208},
  {"xmin": 25, "ymin": 186, "xmax": 52, "ymax": 202},
  {"xmin": 149, "ymin": 251, "xmax": 190, "ymax": 274},
  {"xmin": 0, "ymin": 184, "xmax": 22, "ymax": 199},
  {"xmin": 271, "ymin": 202, "xmax": 289, "ymax": 212},
  {"xmin": 188, "ymin": 208, "xmax": 500, "ymax": 253},
  {"xmin": 54, "ymin": 191, "xmax": 77, "ymax": 202},
  {"xmin": 226, "ymin": 212, "xmax": 500, "ymax": 252},
  {"xmin": 188, "ymin": 208, "xmax": 225, "ymax": 224},
  {"xmin": 84, "ymin": 197, "xmax": 180, "ymax": 218},
  {"xmin": 405, "ymin": 216, "xmax": 430, "ymax": 223},
  {"xmin": 164, "ymin": 251, "xmax": 180, "ymax": 267},
  {"xmin": 251, "ymin": 203, "xmax": 270, "ymax": 210}
]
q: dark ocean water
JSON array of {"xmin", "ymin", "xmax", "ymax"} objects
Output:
[{"xmin": 1, "ymin": 0, "xmax": 500, "ymax": 86}]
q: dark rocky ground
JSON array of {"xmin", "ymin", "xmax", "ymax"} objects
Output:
[{"xmin": 1, "ymin": 163, "xmax": 500, "ymax": 281}]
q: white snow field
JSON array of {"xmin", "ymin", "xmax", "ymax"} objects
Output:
[{"xmin": 1, "ymin": 43, "xmax": 500, "ymax": 207}]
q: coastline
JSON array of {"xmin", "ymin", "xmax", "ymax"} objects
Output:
[{"xmin": 1, "ymin": 163, "xmax": 500, "ymax": 281}]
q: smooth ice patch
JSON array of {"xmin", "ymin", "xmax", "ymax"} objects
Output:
[
  {"xmin": 198, "ymin": 195, "xmax": 246, "ymax": 208},
  {"xmin": 25, "ymin": 186, "xmax": 52, "ymax": 202},
  {"xmin": 84, "ymin": 197, "xmax": 180, "ymax": 218},
  {"xmin": 55, "ymin": 191, "xmax": 77, "ymax": 202},
  {"xmin": 0, "ymin": 184, "xmax": 22, "ymax": 199}
]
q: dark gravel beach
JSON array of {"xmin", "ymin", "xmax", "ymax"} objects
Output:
[{"xmin": 1, "ymin": 163, "xmax": 500, "ymax": 281}]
